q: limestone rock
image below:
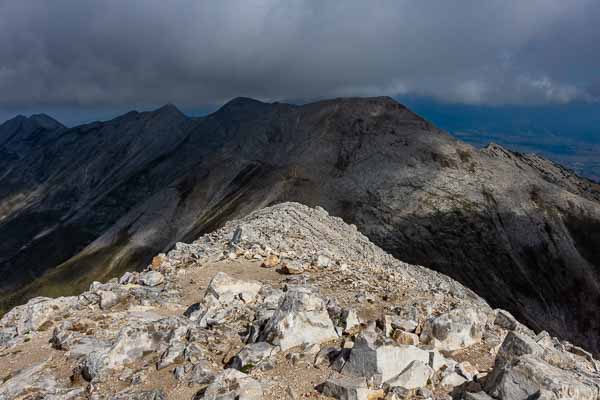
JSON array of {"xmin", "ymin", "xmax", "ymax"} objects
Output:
[
  {"xmin": 0, "ymin": 362, "xmax": 84, "ymax": 400},
  {"xmin": 420, "ymin": 308, "xmax": 486, "ymax": 351},
  {"xmin": 261, "ymin": 254, "xmax": 280, "ymax": 268},
  {"xmin": 494, "ymin": 309, "xmax": 518, "ymax": 331},
  {"xmin": 385, "ymin": 360, "xmax": 433, "ymax": 390},
  {"xmin": 392, "ymin": 330, "xmax": 419, "ymax": 346},
  {"xmin": 317, "ymin": 375, "xmax": 373, "ymax": 400},
  {"xmin": 464, "ymin": 392, "xmax": 494, "ymax": 400},
  {"xmin": 485, "ymin": 331, "xmax": 599, "ymax": 400},
  {"xmin": 196, "ymin": 369, "xmax": 262, "ymax": 400},
  {"xmin": 139, "ymin": 271, "xmax": 165, "ymax": 287},
  {"xmin": 342, "ymin": 331, "xmax": 432, "ymax": 385},
  {"xmin": 82, "ymin": 317, "xmax": 186, "ymax": 381},
  {"xmin": 487, "ymin": 354, "xmax": 598, "ymax": 400},
  {"xmin": 228, "ymin": 342, "xmax": 279, "ymax": 371},
  {"xmin": 206, "ymin": 272, "xmax": 262, "ymax": 303},
  {"xmin": 257, "ymin": 286, "xmax": 338, "ymax": 350},
  {"xmin": 281, "ymin": 260, "xmax": 305, "ymax": 275},
  {"xmin": 440, "ymin": 371, "xmax": 467, "ymax": 387},
  {"xmin": 0, "ymin": 296, "xmax": 78, "ymax": 335},
  {"xmin": 340, "ymin": 308, "xmax": 361, "ymax": 333}
]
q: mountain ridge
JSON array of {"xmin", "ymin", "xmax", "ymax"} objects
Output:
[{"xmin": 1, "ymin": 97, "xmax": 600, "ymax": 355}]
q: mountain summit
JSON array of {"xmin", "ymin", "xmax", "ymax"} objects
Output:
[{"xmin": 1, "ymin": 97, "xmax": 600, "ymax": 355}]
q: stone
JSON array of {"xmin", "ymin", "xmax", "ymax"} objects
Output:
[
  {"xmin": 0, "ymin": 296, "xmax": 78, "ymax": 335},
  {"xmin": 440, "ymin": 371, "xmax": 467, "ymax": 387},
  {"xmin": 151, "ymin": 255, "xmax": 165, "ymax": 269},
  {"xmin": 391, "ymin": 330, "xmax": 419, "ymax": 346},
  {"xmin": 111, "ymin": 389, "xmax": 166, "ymax": 400},
  {"xmin": 119, "ymin": 271, "xmax": 135, "ymax": 285},
  {"xmin": 342, "ymin": 331, "xmax": 432, "ymax": 385},
  {"xmin": 341, "ymin": 308, "xmax": 361, "ymax": 333},
  {"xmin": 317, "ymin": 375, "xmax": 372, "ymax": 400},
  {"xmin": 257, "ymin": 287, "xmax": 338, "ymax": 351},
  {"xmin": 196, "ymin": 369, "xmax": 262, "ymax": 400},
  {"xmin": 464, "ymin": 392, "xmax": 494, "ymax": 400},
  {"xmin": 261, "ymin": 254, "xmax": 280, "ymax": 268},
  {"xmin": 487, "ymin": 354, "xmax": 598, "ymax": 400},
  {"xmin": 380, "ymin": 315, "xmax": 394, "ymax": 337},
  {"xmin": 139, "ymin": 271, "xmax": 165, "ymax": 287},
  {"xmin": 0, "ymin": 362, "xmax": 84, "ymax": 399},
  {"xmin": 0, "ymin": 326, "xmax": 17, "ymax": 347},
  {"xmin": 485, "ymin": 332, "xmax": 599, "ymax": 400},
  {"xmin": 390, "ymin": 318, "xmax": 418, "ymax": 333},
  {"xmin": 98, "ymin": 290, "xmax": 122, "ymax": 310},
  {"xmin": 82, "ymin": 317, "xmax": 185, "ymax": 381},
  {"xmin": 385, "ymin": 360, "xmax": 433, "ymax": 390},
  {"xmin": 494, "ymin": 309, "xmax": 518, "ymax": 331},
  {"xmin": 228, "ymin": 342, "xmax": 279, "ymax": 371},
  {"xmin": 157, "ymin": 324, "xmax": 189, "ymax": 369},
  {"xmin": 420, "ymin": 308, "xmax": 486, "ymax": 351},
  {"xmin": 316, "ymin": 254, "xmax": 332, "ymax": 268},
  {"xmin": 188, "ymin": 360, "xmax": 216, "ymax": 385},
  {"xmin": 456, "ymin": 361, "xmax": 478, "ymax": 380},
  {"xmin": 281, "ymin": 260, "xmax": 305, "ymax": 275},
  {"xmin": 205, "ymin": 272, "xmax": 262, "ymax": 303}
]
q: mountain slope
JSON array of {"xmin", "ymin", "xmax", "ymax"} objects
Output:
[
  {"xmin": 1, "ymin": 97, "xmax": 600, "ymax": 355},
  {"xmin": 1, "ymin": 203, "xmax": 598, "ymax": 399}
]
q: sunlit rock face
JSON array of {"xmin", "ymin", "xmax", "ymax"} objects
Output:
[{"xmin": 1, "ymin": 96, "xmax": 600, "ymax": 355}]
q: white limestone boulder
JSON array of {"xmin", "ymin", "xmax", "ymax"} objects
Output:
[
  {"xmin": 257, "ymin": 286, "xmax": 337, "ymax": 350},
  {"xmin": 205, "ymin": 272, "xmax": 262, "ymax": 304},
  {"xmin": 420, "ymin": 308, "xmax": 487, "ymax": 351},
  {"xmin": 197, "ymin": 369, "xmax": 262, "ymax": 400}
]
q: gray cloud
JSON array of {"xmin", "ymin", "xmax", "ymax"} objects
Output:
[{"xmin": 0, "ymin": 0, "xmax": 599, "ymax": 112}]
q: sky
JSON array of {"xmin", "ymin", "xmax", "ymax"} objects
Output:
[{"xmin": 0, "ymin": 0, "xmax": 599, "ymax": 126}]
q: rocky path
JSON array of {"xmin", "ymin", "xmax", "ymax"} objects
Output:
[{"xmin": 1, "ymin": 203, "xmax": 598, "ymax": 399}]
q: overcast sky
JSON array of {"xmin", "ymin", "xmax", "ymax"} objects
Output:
[{"xmin": 1, "ymin": 0, "xmax": 599, "ymax": 124}]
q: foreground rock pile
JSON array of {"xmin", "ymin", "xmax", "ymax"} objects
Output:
[{"xmin": 1, "ymin": 203, "xmax": 599, "ymax": 399}]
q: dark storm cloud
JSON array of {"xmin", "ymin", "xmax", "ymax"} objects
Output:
[{"xmin": 0, "ymin": 0, "xmax": 599, "ymax": 110}]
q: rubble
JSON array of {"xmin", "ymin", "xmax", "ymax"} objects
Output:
[{"xmin": 0, "ymin": 203, "xmax": 598, "ymax": 399}]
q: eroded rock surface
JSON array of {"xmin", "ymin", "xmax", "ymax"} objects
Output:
[{"xmin": 0, "ymin": 203, "xmax": 598, "ymax": 399}]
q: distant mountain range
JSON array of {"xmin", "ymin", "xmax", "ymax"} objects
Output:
[{"xmin": 1, "ymin": 97, "xmax": 600, "ymax": 355}]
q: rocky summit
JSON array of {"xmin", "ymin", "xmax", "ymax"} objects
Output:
[
  {"xmin": 2, "ymin": 96, "xmax": 600, "ymax": 357},
  {"xmin": 1, "ymin": 203, "xmax": 599, "ymax": 399}
]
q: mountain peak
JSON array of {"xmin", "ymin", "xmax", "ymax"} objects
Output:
[
  {"xmin": 153, "ymin": 103, "xmax": 185, "ymax": 117},
  {"xmin": 29, "ymin": 114, "xmax": 64, "ymax": 130},
  {"xmin": 217, "ymin": 97, "xmax": 270, "ymax": 113},
  {"xmin": 1, "ymin": 113, "xmax": 64, "ymax": 129}
]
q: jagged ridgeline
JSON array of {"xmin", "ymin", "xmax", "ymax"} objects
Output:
[{"xmin": 1, "ymin": 96, "xmax": 600, "ymax": 358}]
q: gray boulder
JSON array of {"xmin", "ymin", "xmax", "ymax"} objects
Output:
[
  {"xmin": 82, "ymin": 317, "xmax": 186, "ymax": 381},
  {"xmin": 385, "ymin": 360, "xmax": 433, "ymax": 390},
  {"xmin": 485, "ymin": 331, "xmax": 600, "ymax": 400},
  {"xmin": 206, "ymin": 272, "xmax": 262, "ymax": 304},
  {"xmin": 317, "ymin": 375, "xmax": 376, "ymax": 400},
  {"xmin": 342, "ymin": 330, "xmax": 433, "ymax": 385},
  {"xmin": 139, "ymin": 271, "xmax": 165, "ymax": 287},
  {"xmin": 257, "ymin": 286, "xmax": 337, "ymax": 350},
  {"xmin": 228, "ymin": 342, "xmax": 279, "ymax": 371},
  {"xmin": 0, "ymin": 362, "xmax": 84, "ymax": 400},
  {"xmin": 196, "ymin": 369, "xmax": 262, "ymax": 399},
  {"xmin": 420, "ymin": 308, "xmax": 486, "ymax": 351},
  {"xmin": 0, "ymin": 296, "xmax": 78, "ymax": 335}
]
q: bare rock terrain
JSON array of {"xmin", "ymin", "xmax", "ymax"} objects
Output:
[
  {"xmin": 1, "ymin": 96, "xmax": 600, "ymax": 355},
  {"xmin": 1, "ymin": 203, "xmax": 598, "ymax": 399}
]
